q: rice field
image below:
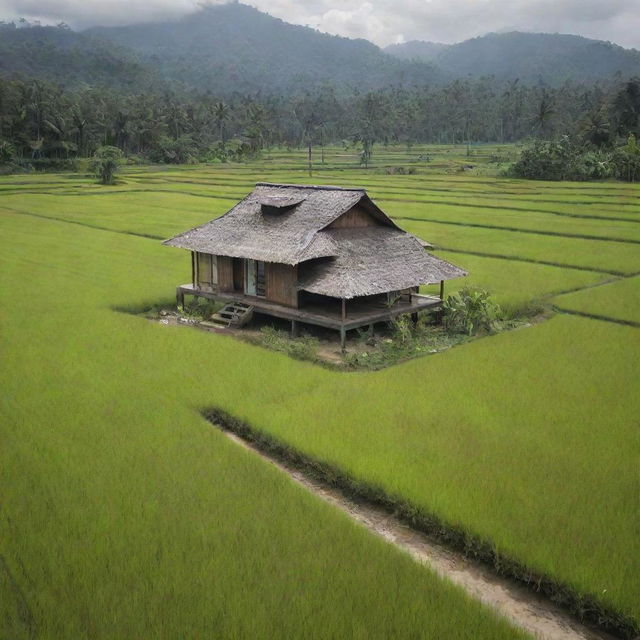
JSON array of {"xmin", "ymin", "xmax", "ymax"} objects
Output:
[
  {"xmin": 1, "ymin": 144, "xmax": 638, "ymax": 636},
  {"xmin": 553, "ymin": 276, "xmax": 640, "ymax": 325}
]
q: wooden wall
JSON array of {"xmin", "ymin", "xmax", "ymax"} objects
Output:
[
  {"xmin": 232, "ymin": 258, "xmax": 244, "ymax": 291},
  {"xmin": 196, "ymin": 253, "xmax": 217, "ymax": 286},
  {"xmin": 217, "ymin": 256, "xmax": 234, "ymax": 291},
  {"xmin": 328, "ymin": 204, "xmax": 378, "ymax": 229},
  {"xmin": 266, "ymin": 263, "xmax": 298, "ymax": 307}
]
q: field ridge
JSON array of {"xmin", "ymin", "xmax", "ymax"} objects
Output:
[{"xmin": 203, "ymin": 407, "xmax": 638, "ymax": 639}]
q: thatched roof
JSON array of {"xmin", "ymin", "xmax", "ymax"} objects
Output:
[
  {"xmin": 298, "ymin": 228, "xmax": 466, "ymax": 299},
  {"xmin": 164, "ymin": 182, "xmax": 466, "ymax": 297},
  {"xmin": 164, "ymin": 183, "xmax": 399, "ymax": 265}
]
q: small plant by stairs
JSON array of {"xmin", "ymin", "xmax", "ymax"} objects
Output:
[{"xmin": 209, "ymin": 302, "xmax": 254, "ymax": 328}]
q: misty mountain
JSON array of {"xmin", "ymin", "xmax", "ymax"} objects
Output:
[
  {"xmin": 385, "ymin": 32, "xmax": 640, "ymax": 84},
  {"xmin": 0, "ymin": 22, "xmax": 156, "ymax": 91},
  {"xmin": 84, "ymin": 3, "xmax": 442, "ymax": 93},
  {"xmin": 1, "ymin": 4, "xmax": 638, "ymax": 96},
  {"xmin": 384, "ymin": 41, "xmax": 450, "ymax": 62}
]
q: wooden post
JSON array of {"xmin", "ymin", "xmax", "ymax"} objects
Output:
[
  {"xmin": 176, "ymin": 287, "xmax": 184, "ymax": 310},
  {"xmin": 191, "ymin": 252, "xmax": 196, "ymax": 287},
  {"xmin": 291, "ymin": 320, "xmax": 299, "ymax": 338},
  {"xmin": 340, "ymin": 326, "xmax": 346, "ymax": 352},
  {"xmin": 341, "ymin": 298, "xmax": 346, "ymax": 321},
  {"xmin": 439, "ymin": 280, "xmax": 445, "ymax": 300}
]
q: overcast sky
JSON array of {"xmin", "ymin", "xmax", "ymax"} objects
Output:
[{"xmin": 1, "ymin": 0, "xmax": 639, "ymax": 49}]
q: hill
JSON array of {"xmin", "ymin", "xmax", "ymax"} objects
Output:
[
  {"xmin": 84, "ymin": 3, "xmax": 442, "ymax": 93},
  {"xmin": 385, "ymin": 32, "xmax": 640, "ymax": 84},
  {"xmin": 0, "ymin": 23, "xmax": 157, "ymax": 91},
  {"xmin": 1, "ymin": 8, "xmax": 638, "ymax": 95}
]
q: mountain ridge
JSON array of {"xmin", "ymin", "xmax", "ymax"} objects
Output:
[
  {"xmin": 0, "ymin": 4, "xmax": 638, "ymax": 94},
  {"xmin": 385, "ymin": 31, "xmax": 640, "ymax": 83}
]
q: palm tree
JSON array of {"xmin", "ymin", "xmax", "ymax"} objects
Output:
[
  {"xmin": 214, "ymin": 101, "xmax": 230, "ymax": 149},
  {"xmin": 581, "ymin": 109, "xmax": 610, "ymax": 147},
  {"xmin": 532, "ymin": 92, "xmax": 556, "ymax": 138}
]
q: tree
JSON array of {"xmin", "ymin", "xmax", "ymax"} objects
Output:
[
  {"xmin": 580, "ymin": 109, "xmax": 610, "ymax": 147},
  {"xmin": 90, "ymin": 145, "xmax": 123, "ymax": 184},
  {"xmin": 612, "ymin": 79, "xmax": 640, "ymax": 137},
  {"xmin": 611, "ymin": 133, "xmax": 640, "ymax": 182},
  {"xmin": 531, "ymin": 91, "xmax": 556, "ymax": 137},
  {"xmin": 213, "ymin": 101, "xmax": 230, "ymax": 149}
]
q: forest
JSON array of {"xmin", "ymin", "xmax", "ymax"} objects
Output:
[{"xmin": 1, "ymin": 74, "xmax": 639, "ymax": 176}]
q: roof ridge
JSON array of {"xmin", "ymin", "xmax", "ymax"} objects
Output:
[{"xmin": 255, "ymin": 182, "xmax": 365, "ymax": 192}]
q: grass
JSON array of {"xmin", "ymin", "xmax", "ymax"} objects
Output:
[
  {"xmin": 402, "ymin": 219, "xmax": 640, "ymax": 275},
  {"xmin": 553, "ymin": 276, "xmax": 640, "ymax": 325},
  {"xmin": 1, "ymin": 145, "xmax": 638, "ymax": 635},
  {"xmin": 0, "ymin": 211, "xmax": 526, "ymax": 640},
  {"xmin": 426, "ymin": 251, "xmax": 606, "ymax": 317}
]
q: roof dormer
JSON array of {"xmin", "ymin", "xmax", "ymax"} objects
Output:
[{"xmin": 259, "ymin": 194, "xmax": 306, "ymax": 214}]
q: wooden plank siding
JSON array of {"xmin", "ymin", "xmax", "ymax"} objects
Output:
[
  {"xmin": 232, "ymin": 258, "xmax": 244, "ymax": 292},
  {"xmin": 196, "ymin": 253, "xmax": 217, "ymax": 286},
  {"xmin": 266, "ymin": 263, "xmax": 298, "ymax": 307},
  {"xmin": 217, "ymin": 256, "xmax": 234, "ymax": 292},
  {"xmin": 328, "ymin": 204, "xmax": 379, "ymax": 229}
]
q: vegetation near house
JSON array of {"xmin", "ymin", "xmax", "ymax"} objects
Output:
[
  {"xmin": 443, "ymin": 287, "xmax": 501, "ymax": 335},
  {"xmin": 165, "ymin": 182, "xmax": 466, "ymax": 347}
]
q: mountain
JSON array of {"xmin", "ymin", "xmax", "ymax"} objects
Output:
[
  {"xmin": 385, "ymin": 32, "xmax": 640, "ymax": 84},
  {"xmin": 2, "ymin": 7, "xmax": 638, "ymax": 95},
  {"xmin": 0, "ymin": 23, "xmax": 157, "ymax": 91},
  {"xmin": 384, "ymin": 41, "xmax": 450, "ymax": 62},
  {"xmin": 84, "ymin": 3, "xmax": 442, "ymax": 93}
]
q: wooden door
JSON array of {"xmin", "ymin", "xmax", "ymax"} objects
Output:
[
  {"xmin": 245, "ymin": 259, "xmax": 266, "ymax": 297},
  {"xmin": 245, "ymin": 259, "xmax": 257, "ymax": 296}
]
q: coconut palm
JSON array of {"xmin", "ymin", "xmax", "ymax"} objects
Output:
[{"xmin": 214, "ymin": 101, "xmax": 230, "ymax": 148}]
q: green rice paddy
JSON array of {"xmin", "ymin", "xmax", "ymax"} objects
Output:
[{"xmin": 1, "ymin": 144, "xmax": 638, "ymax": 637}]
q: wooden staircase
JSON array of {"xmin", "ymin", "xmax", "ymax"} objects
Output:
[{"xmin": 210, "ymin": 302, "xmax": 254, "ymax": 328}]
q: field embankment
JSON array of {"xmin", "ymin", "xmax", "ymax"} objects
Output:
[{"xmin": 1, "ymin": 147, "xmax": 638, "ymax": 637}]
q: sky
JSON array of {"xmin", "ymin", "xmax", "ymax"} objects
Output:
[{"xmin": 1, "ymin": 0, "xmax": 639, "ymax": 49}]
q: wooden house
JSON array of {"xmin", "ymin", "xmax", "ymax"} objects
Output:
[{"xmin": 164, "ymin": 183, "xmax": 466, "ymax": 347}]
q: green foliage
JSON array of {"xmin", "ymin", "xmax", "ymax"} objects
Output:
[
  {"xmin": 509, "ymin": 136, "xmax": 583, "ymax": 181},
  {"xmin": 443, "ymin": 287, "xmax": 501, "ymax": 335},
  {"xmin": 611, "ymin": 133, "xmax": 640, "ymax": 182},
  {"xmin": 344, "ymin": 314, "xmax": 467, "ymax": 370},
  {"xmin": 89, "ymin": 145, "xmax": 123, "ymax": 185},
  {"xmin": 510, "ymin": 132, "xmax": 640, "ymax": 182},
  {"xmin": 179, "ymin": 297, "xmax": 221, "ymax": 320},
  {"xmin": 257, "ymin": 326, "xmax": 319, "ymax": 362},
  {"xmin": 0, "ymin": 139, "xmax": 16, "ymax": 164}
]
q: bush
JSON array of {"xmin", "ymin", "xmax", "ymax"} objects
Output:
[
  {"xmin": 0, "ymin": 139, "xmax": 16, "ymax": 164},
  {"xmin": 89, "ymin": 146, "xmax": 123, "ymax": 185},
  {"xmin": 510, "ymin": 134, "xmax": 640, "ymax": 182},
  {"xmin": 610, "ymin": 134, "xmax": 640, "ymax": 182},
  {"xmin": 443, "ymin": 287, "xmax": 501, "ymax": 336},
  {"xmin": 258, "ymin": 326, "xmax": 319, "ymax": 362},
  {"xmin": 150, "ymin": 135, "xmax": 199, "ymax": 164}
]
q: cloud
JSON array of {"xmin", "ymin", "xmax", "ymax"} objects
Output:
[
  {"xmin": 0, "ymin": 0, "xmax": 202, "ymax": 27},
  {"xmin": 0, "ymin": 0, "xmax": 638, "ymax": 48}
]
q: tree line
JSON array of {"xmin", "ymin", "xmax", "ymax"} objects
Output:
[{"xmin": 1, "ymin": 75, "xmax": 638, "ymax": 175}]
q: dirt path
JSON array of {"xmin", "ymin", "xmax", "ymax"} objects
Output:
[{"xmin": 220, "ymin": 428, "xmax": 616, "ymax": 640}]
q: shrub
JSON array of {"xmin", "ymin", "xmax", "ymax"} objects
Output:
[
  {"xmin": 610, "ymin": 133, "xmax": 640, "ymax": 182},
  {"xmin": 443, "ymin": 287, "xmax": 501, "ymax": 336},
  {"xmin": 89, "ymin": 146, "xmax": 123, "ymax": 185},
  {"xmin": 151, "ymin": 135, "xmax": 199, "ymax": 164},
  {"xmin": 259, "ymin": 327, "xmax": 319, "ymax": 362},
  {"xmin": 0, "ymin": 139, "xmax": 16, "ymax": 165}
]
